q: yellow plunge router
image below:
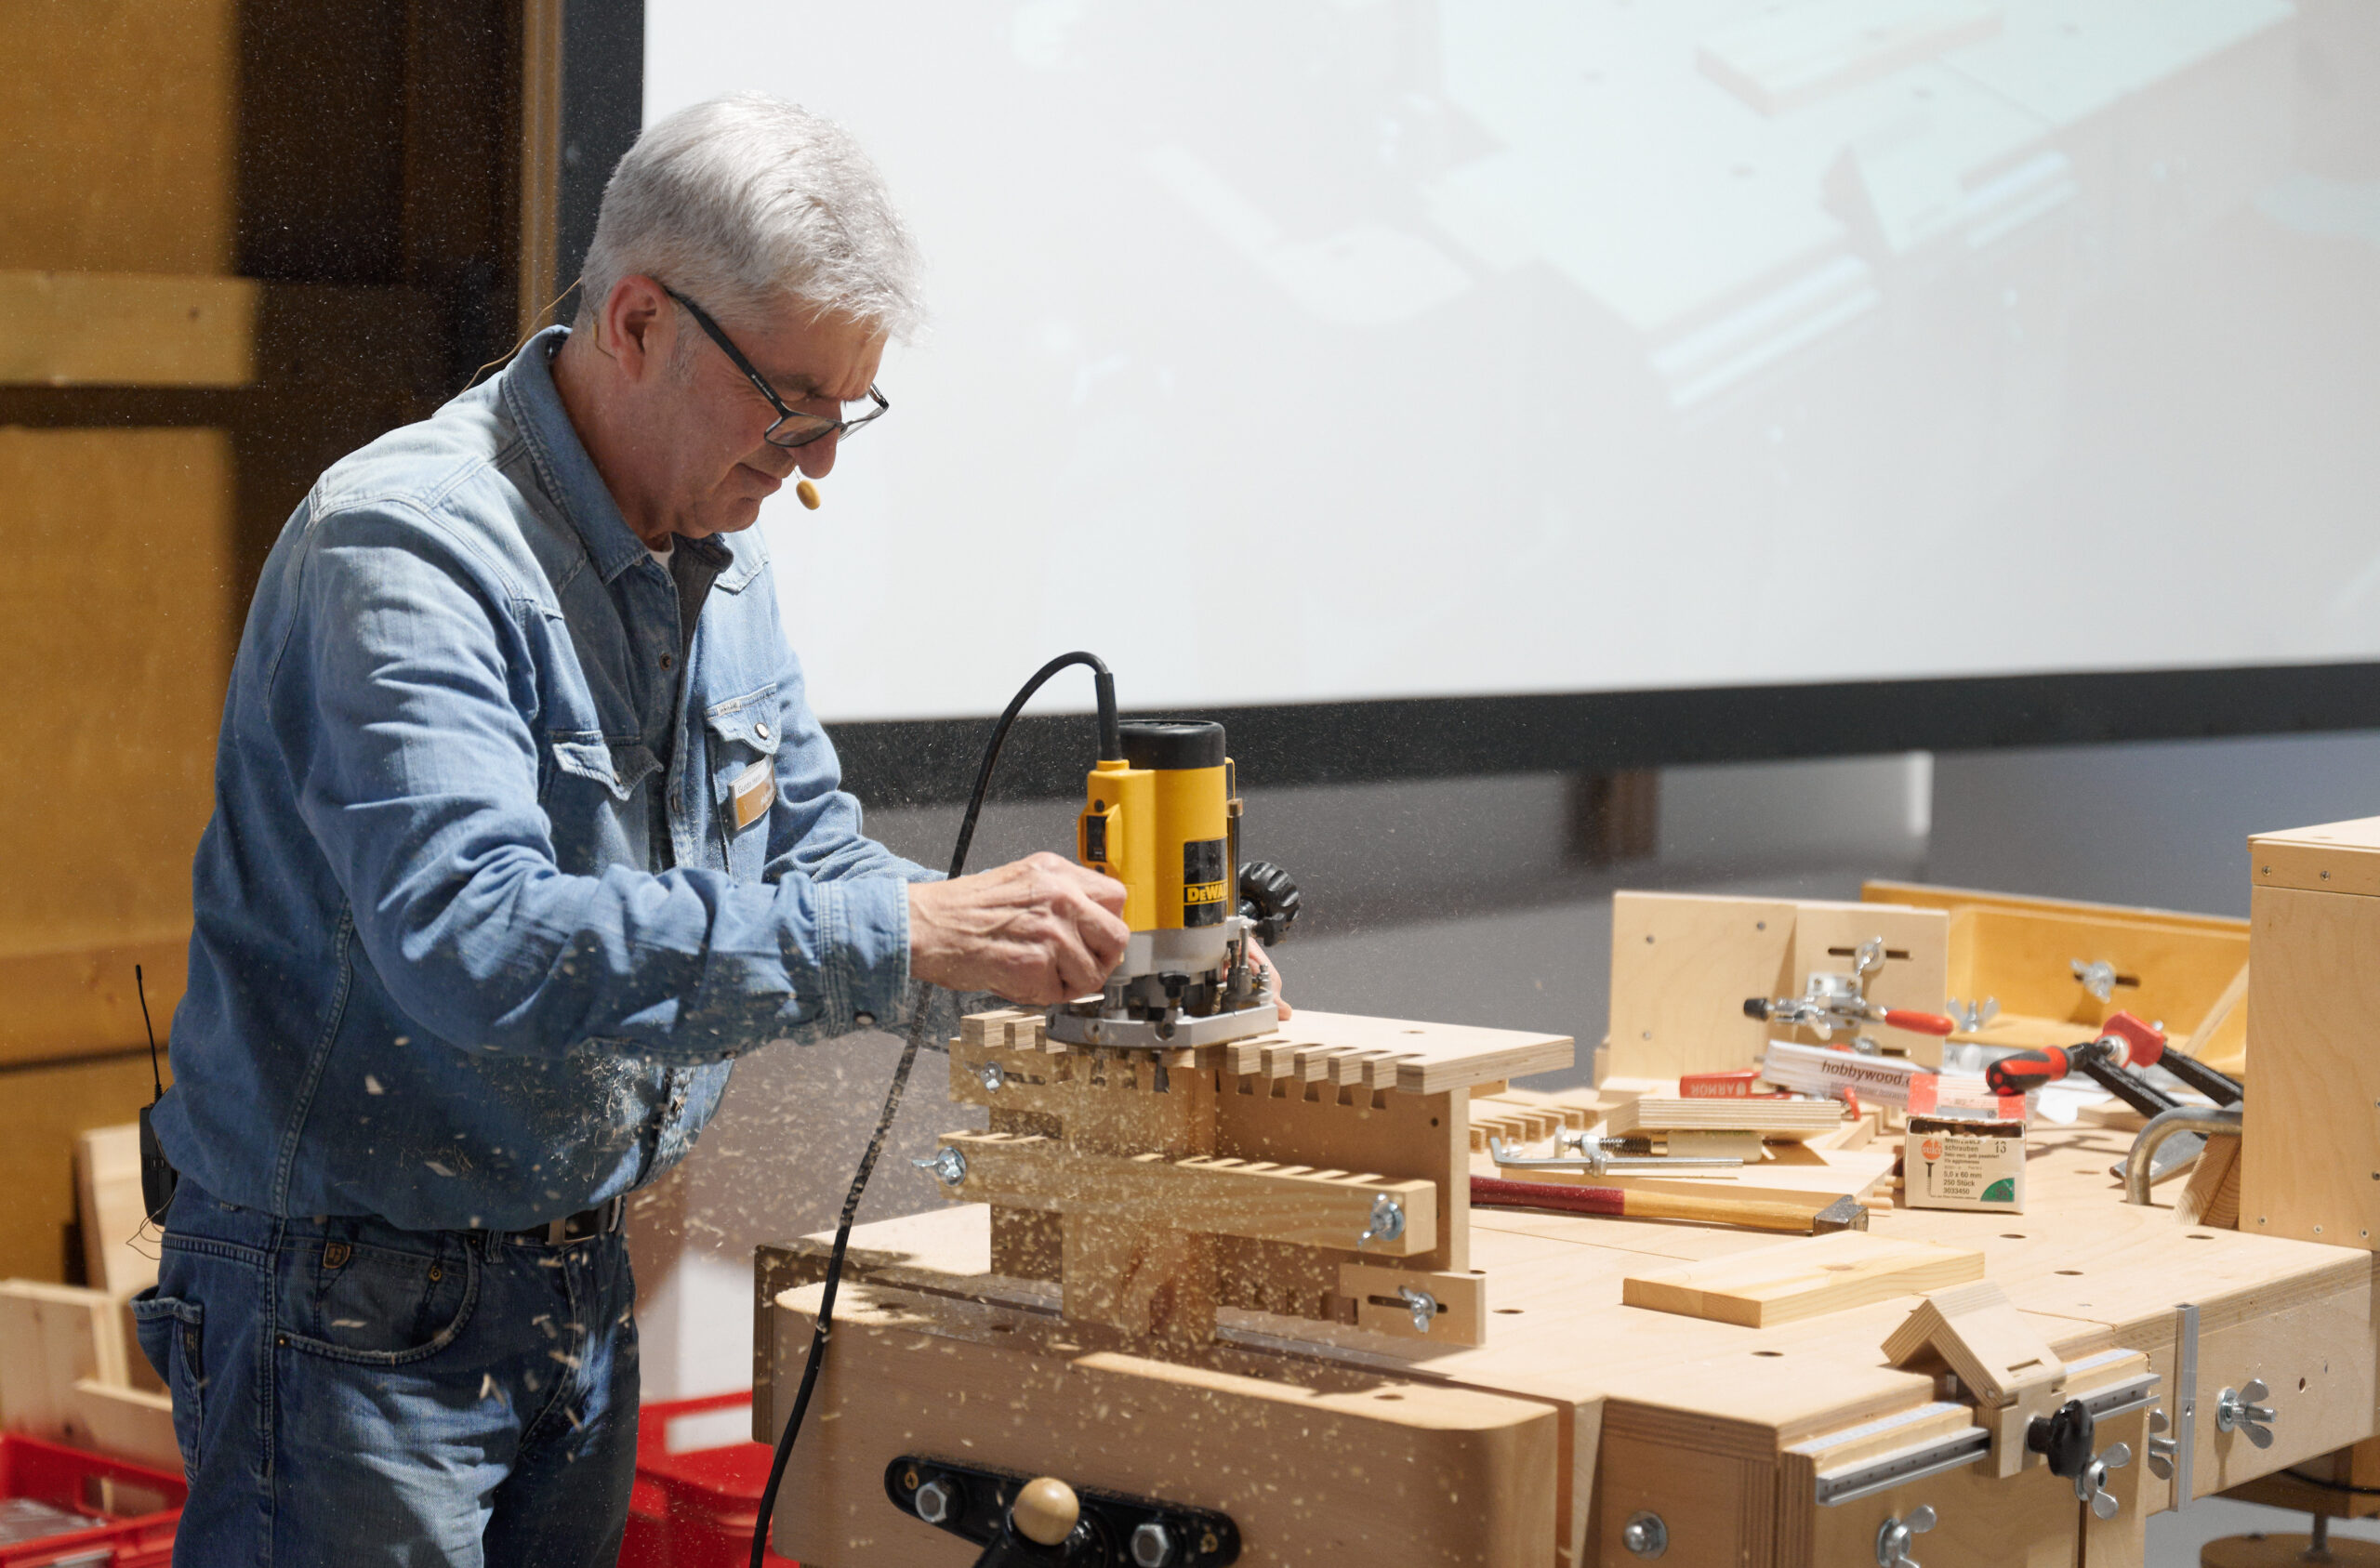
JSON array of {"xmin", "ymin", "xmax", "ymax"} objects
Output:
[{"xmin": 1048, "ymin": 719, "xmax": 1298, "ymax": 1048}]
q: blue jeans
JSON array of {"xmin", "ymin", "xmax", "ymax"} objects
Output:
[{"xmin": 132, "ymin": 1179, "xmax": 639, "ymax": 1568}]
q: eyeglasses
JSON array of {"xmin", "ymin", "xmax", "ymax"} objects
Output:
[{"xmin": 661, "ymin": 285, "xmax": 889, "ymax": 449}]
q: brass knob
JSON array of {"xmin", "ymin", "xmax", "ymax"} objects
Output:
[{"xmin": 1012, "ymin": 1476, "xmax": 1080, "ymax": 1547}]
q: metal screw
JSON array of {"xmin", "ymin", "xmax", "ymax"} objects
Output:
[
  {"xmin": 1622, "ymin": 1511, "xmax": 1668, "ymax": 1559},
  {"xmin": 1356, "ymin": 1194, "xmax": 1406, "ymax": 1250},
  {"xmin": 978, "ymin": 1061, "xmax": 1006, "ymax": 1093},
  {"xmin": 912, "ymin": 1147, "xmax": 969, "ymax": 1187},
  {"xmin": 915, "ymin": 1477, "xmax": 957, "ymax": 1524},
  {"xmin": 1130, "ymin": 1521, "xmax": 1174, "ymax": 1566}
]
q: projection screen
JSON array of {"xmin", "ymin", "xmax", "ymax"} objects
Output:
[{"xmin": 644, "ymin": 1, "xmax": 2380, "ymax": 730}]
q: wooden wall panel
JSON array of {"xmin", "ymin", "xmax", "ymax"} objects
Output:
[
  {"xmin": 0, "ymin": 0, "xmax": 238, "ymax": 272},
  {"xmin": 0, "ymin": 1056, "xmax": 164, "ymax": 1283},
  {"xmin": 0, "ymin": 428, "xmax": 231, "ymax": 998}
]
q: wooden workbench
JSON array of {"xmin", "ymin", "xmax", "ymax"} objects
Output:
[{"xmin": 754, "ymin": 1105, "xmax": 2376, "ymax": 1567}]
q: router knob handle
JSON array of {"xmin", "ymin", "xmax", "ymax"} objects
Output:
[
  {"xmin": 1012, "ymin": 1476, "xmax": 1080, "ymax": 1547},
  {"xmin": 1237, "ymin": 862, "xmax": 1302, "ymax": 945}
]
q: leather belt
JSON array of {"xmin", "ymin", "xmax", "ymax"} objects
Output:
[{"xmin": 504, "ymin": 1194, "xmax": 625, "ymax": 1247}]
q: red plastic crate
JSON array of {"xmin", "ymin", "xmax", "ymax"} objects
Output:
[
  {"xmin": 0, "ymin": 1435, "xmax": 185, "ymax": 1568},
  {"xmin": 620, "ymin": 1392, "xmax": 797, "ymax": 1568}
]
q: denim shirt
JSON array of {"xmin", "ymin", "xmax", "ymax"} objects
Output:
[{"xmin": 155, "ymin": 326, "xmax": 934, "ymax": 1232}]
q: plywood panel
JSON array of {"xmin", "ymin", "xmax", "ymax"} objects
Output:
[
  {"xmin": 1607, "ymin": 893, "xmax": 1798, "ymax": 1080},
  {"xmin": 0, "ymin": 428, "xmax": 231, "ymax": 968},
  {"xmin": 2241, "ymin": 884, "xmax": 2380, "ymax": 1249},
  {"xmin": 1862, "ymin": 880, "xmax": 2249, "ymax": 937},
  {"xmin": 0, "ymin": 937, "xmax": 189, "ymax": 1065},
  {"xmin": 77, "ymin": 1123, "xmax": 154, "ymax": 1300},
  {"xmin": 0, "ymin": 1057, "xmax": 165, "ymax": 1283},
  {"xmin": 1949, "ymin": 908, "xmax": 2248, "ymax": 1039},
  {"xmin": 0, "ymin": 270, "xmax": 258, "ymax": 386},
  {"xmin": 1624, "ymin": 1233, "xmax": 1982, "ymax": 1328},
  {"xmin": 0, "ymin": 0, "xmax": 238, "ymax": 273},
  {"xmin": 769, "ymin": 1282, "xmax": 1561, "ymax": 1568}
]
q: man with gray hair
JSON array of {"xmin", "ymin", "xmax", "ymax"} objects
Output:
[{"xmin": 139, "ymin": 93, "xmax": 1132, "ymax": 1563}]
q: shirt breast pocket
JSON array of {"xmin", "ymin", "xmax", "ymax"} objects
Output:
[
  {"xmin": 703, "ymin": 686, "xmax": 780, "ymax": 882},
  {"xmin": 541, "ymin": 731, "xmax": 664, "ymax": 873}
]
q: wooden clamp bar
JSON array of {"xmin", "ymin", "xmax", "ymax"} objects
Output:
[{"xmin": 934, "ymin": 1130, "xmax": 1438, "ymax": 1258}]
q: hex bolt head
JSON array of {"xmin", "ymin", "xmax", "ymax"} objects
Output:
[
  {"xmin": 914, "ymin": 1477, "xmax": 958, "ymax": 1525},
  {"xmin": 1622, "ymin": 1511, "xmax": 1668, "ymax": 1559},
  {"xmin": 1131, "ymin": 1520, "xmax": 1175, "ymax": 1566},
  {"xmin": 978, "ymin": 1061, "xmax": 1005, "ymax": 1092}
]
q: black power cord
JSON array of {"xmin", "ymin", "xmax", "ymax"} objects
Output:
[{"xmin": 750, "ymin": 651, "xmax": 1119, "ymax": 1568}]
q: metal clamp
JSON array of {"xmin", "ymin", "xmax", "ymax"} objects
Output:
[
  {"xmin": 1356, "ymin": 1193, "xmax": 1405, "ymax": 1250},
  {"xmin": 2216, "ymin": 1379, "xmax": 2276, "ymax": 1449},
  {"xmin": 2122, "ymin": 1107, "xmax": 2241, "ymax": 1204},
  {"xmin": 1874, "ymin": 1506, "xmax": 1935, "ymax": 1568},
  {"xmin": 1487, "ymin": 1136, "xmax": 1741, "ymax": 1177}
]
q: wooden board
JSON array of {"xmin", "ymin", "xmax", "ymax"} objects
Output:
[
  {"xmin": 1698, "ymin": 0, "xmax": 2002, "ymax": 115},
  {"xmin": 2241, "ymin": 883, "xmax": 2380, "ymax": 1249},
  {"xmin": 0, "ymin": 1281, "xmax": 127, "ymax": 1444},
  {"xmin": 1604, "ymin": 1096, "xmax": 1847, "ymax": 1139},
  {"xmin": 935, "ymin": 1130, "xmax": 1438, "ymax": 1258},
  {"xmin": 1622, "ymin": 1233, "xmax": 1983, "ymax": 1328},
  {"xmin": 1214, "ymin": 1012, "xmax": 1572, "ymax": 1094},
  {"xmin": 1863, "ymin": 880, "xmax": 2250, "ymax": 937},
  {"xmin": 0, "ymin": 428, "xmax": 231, "ymax": 987},
  {"xmin": 76, "ymin": 1123, "xmax": 154, "ymax": 1300},
  {"xmin": 0, "ymin": 1055, "xmax": 166, "ymax": 1283},
  {"xmin": 767, "ymin": 1281, "xmax": 1561, "ymax": 1568},
  {"xmin": 0, "ymin": 270, "xmax": 258, "ymax": 386},
  {"xmin": 1478, "ymin": 1145, "xmax": 1898, "ymax": 1209},
  {"xmin": 1606, "ymin": 893, "xmax": 1949, "ymax": 1080},
  {"xmin": 1606, "ymin": 892, "xmax": 1795, "ymax": 1080},
  {"xmin": 959, "ymin": 1008, "xmax": 1571, "ymax": 1096},
  {"xmin": 0, "ymin": 0, "xmax": 238, "ymax": 273},
  {"xmin": 0, "ymin": 936, "xmax": 190, "ymax": 1067},
  {"xmin": 1947, "ymin": 907, "xmax": 2248, "ymax": 1044},
  {"xmin": 68, "ymin": 1379, "xmax": 177, "ymax": 1470},
  {"xmin": 2252, "ymin": 817, "xmax": 2380, "ymax": 899}
]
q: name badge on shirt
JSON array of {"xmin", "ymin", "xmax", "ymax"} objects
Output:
[{"xmin": 730, "ymin": 758, "xmax": 774, "ymax": 833}]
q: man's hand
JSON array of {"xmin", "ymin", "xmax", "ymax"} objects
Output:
[
  {"xmin": 909, "ymin": 852, "xmax": 1130, "ymax": 1004},
  {"xmin": 1249, "ymin": 934, "xmax": 1293, "ymax": 1021}
]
